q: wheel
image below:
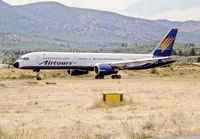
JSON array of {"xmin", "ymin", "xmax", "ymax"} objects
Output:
[
  {"xmin": 95, "ymin": 75, "xmax": 100, "ymax": 79},
  {"xmin": 36, "ymin": 77, "xmax": 42, "ymax": 80},
  {"xmin": 111, "ymin": 75, "xmax": 116, "ymax": 79},
  {"xmin": 111, "ymin": 75, "xmax": 121, "ymax": 79},
  {"xmin": 95, "ymin": 75, "xmax": 104, "ymax": 79},
  {"xmin": 117, "ymin": 75, "xmax": 121, "ymax": 79}
]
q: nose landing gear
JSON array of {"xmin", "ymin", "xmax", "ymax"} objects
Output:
[{"xmin": 33, "ymin": 69, "xmax": 41, "ymax": 80}]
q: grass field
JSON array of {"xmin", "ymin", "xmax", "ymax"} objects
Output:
[{"xmin": 0, "ymin": 65, "xmax": 200, "ymax": 138}]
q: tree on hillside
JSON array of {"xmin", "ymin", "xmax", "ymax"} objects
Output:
[
  {"xmin": 172, "ymin": 50, "xmax": 177, "ymax": 55},
  {"xmin": 178, "ymin": 50, "xmax": 183, "ymax": 56},
  {"xmin": 121, "ymin": 43, "xmax": 128, "ymax": 47},
  {"xmin": 184, "ymin": 43, "xmax": 195, "ymax": 48},
  {"xmin": 197, "ymin": 57, "xmax": 200, "ymax": 62},
  {"xmin": 190, "ymin": 48, "xmax": 196, "ymax": 56},
  {"xmin": 6, "ymin": 56, "xmax": 17, "ymax": 65},
  {"xmin": 188, "ymin": 43, "xmax": 195, "ymax": 47}
]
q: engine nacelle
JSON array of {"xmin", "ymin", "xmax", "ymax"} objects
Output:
[
  {"xmin": 94, "ymin": 64, "xmax": 118, "ymax": 75},
  {"xmin": 67, "ymin": 69, "xmax": 89, "ymax": 76}
]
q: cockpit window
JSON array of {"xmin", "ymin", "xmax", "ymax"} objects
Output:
[{"xmin": 20, "ymin": 57, "xmax": 29, "ymax": 60}]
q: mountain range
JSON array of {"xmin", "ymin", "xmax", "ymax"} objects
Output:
[{"xmin": 0, "ymin": 0, "xmax": 200, "ymax": 51}]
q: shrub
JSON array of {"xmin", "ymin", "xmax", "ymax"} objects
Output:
[
  {"xmin": 19, "ymin": 74, "xmax": 34, "ymax": 79},
  {"xmin": 121, "ymin": 122, "xmax": 154, "ymax": 139},
  {"xmin": 150, "ymin": 68, "xmax": 159, "ymax": 74},
  {"xmin": 6, "ymin": 56, "xmax": 17, "ymax": 65},
  {"xmin": 142, "ymin": 122, "xmax": 154, "ymax": 130}
]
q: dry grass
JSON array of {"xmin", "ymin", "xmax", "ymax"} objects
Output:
[
  {"xmin": 0, "ymin": 65, "xmax": 200, "ymax": 138},
  {"xmin": 1, "ymin": 64, "xmax": 200, "ymax": 80}
]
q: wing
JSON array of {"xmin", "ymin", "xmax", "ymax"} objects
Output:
[{"xmin": 103, "ymin": 57, "xmax": 170, "ymax": 69}]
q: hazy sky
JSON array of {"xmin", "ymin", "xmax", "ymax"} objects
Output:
[{"xmin": 2, "ymin": 0, "xmax": 200, "ymax": 21}]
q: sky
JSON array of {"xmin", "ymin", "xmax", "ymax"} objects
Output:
[{"xmin": 2, "ymin": 0, "xmax": 200, "ymax": 21}]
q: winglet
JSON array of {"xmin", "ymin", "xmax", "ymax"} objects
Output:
[{"xmin": 152, "ymin": 29, "xmax": 178, "ymax": 57}]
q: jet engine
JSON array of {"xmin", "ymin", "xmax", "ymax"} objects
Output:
[
  {"xmin": 67, "ymin": 69, "xmax": 89, "ymax": 76},
  {"xmin": 94, "ymin": 64, "xmax": 118, "ymax": 75}
]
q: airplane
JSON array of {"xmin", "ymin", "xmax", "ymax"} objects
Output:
[{"xmin": 13, "ymin": 28, "xmax": 178, "ymax": 80}]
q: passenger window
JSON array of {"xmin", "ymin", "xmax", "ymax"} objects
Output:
[
  {"xmin": 20, "ymin": 57, "xmax": 29, "ymax": 60},
  {"xmin": 24, "ymin": 57, "xmax": 29, "ymax": 60}
]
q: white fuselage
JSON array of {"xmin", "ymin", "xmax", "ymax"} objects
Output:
[{"xmin": 16, "ymin": 52, "xmax": 153, "ymax": 70}]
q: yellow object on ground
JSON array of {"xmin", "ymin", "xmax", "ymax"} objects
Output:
[{"xmin": 103, "ymin": 93, "xmax": 123, "ymax": 103}]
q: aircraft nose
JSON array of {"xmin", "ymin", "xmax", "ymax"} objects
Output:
[{"xmin": 13, "ymin": 61, "xmax": 19, "ymax": 68}]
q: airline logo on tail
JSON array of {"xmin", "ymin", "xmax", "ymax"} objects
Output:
[
  {"xmin": 161, "ymin": 37, "xmax": 175, "ymax": 52},
  {"xmin": 153, "ymin": 28, "xmax": 178, "ymax": 57}
]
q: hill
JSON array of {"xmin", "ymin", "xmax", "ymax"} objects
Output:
[{"xmin": 0, "ymin": 0, "xmax": 200, "ymax": 54}]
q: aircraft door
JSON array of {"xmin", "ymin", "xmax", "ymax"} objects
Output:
[
  {"xmin": 37, "ymin": 54, "xmax": 44, "ymax": 65},
  {"xmin": 37, "ymin": 55, "xmax": 41, "ymax": 65},
  {"xmin": 72, "ymin": 55, "xmax": 77, "ymax": 66}
]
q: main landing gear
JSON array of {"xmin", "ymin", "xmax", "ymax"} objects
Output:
[
  {"xmin": 111, "ymin": 74, "xmax": 121, "ymax": 79},
  {"xmin": 33, "ymin": 69, "xmax": 41, "ymax": 80},
  {"xmin": 95, "ymin": 74, "xmax": 121, "ymax": 79},
  {"xmin": 95, "ymin": 75, "xmax": 104, "ymax": 79}
]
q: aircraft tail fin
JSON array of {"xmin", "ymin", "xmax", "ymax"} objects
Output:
[{"xmin": 152, "ymin": 29, "xmax": 178, "ymax": 57}]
